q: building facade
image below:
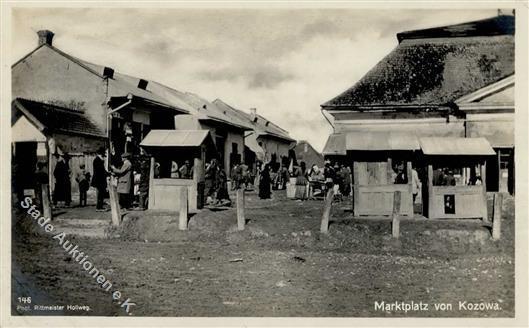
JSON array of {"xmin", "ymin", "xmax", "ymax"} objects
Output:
[
  {"xmin": 213, "ymin": 100, "xmax": 296, "ymax": 170},
  {"xmin": 321, "ymin": 15, "xmax": 515, "ymax": 194}
]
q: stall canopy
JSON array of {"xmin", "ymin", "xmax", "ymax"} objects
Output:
[
  {"xmin": 420, "ymin": 137, "xmax": 496, "ymax": 156},
  {"xmin": 140, "ymin": 130, "xmax": 213, "ymax": 148},
  {"xmin": 322, "ymin": 131, "xmax": 419, "ymax": 155}
]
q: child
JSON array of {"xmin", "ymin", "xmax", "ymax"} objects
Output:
[{"xmin": 76, "ymin": 164, "xmax": 91, "ymax": 207}]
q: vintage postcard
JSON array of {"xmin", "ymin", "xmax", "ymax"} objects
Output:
[{"xmin": 1, "ymin": 1, "xmax": 528, "ymax": 327}]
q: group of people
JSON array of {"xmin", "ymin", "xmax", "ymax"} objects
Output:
[
  {"xmin": 41, "ymin": 147, "xmax": 147, "ymax": 212},
  {"xmin": 204, "ymin": 159, "xmax": 231, "ymax": 206},
  {"xmin": 252, "ymin": 160, "xmax": 353, "ymax": 201},
  {"xmin": 230, "ymin": 162, "xmax": 251, "ymax": 191}
]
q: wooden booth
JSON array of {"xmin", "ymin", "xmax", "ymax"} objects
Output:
[
  {"xmin": 140, "ymin": 130, "xmax": 216, "ymax": 213},
  {"xmin": 420, "ymin": 137, "xmax": 495, "ymax": 219},
  {"xmin": 349, "ymin": 132, "xmax": 418, "ymax": 217},
  {"xmin": 323, "ymin": 131, "xmax": 418, "ymax": 217}
]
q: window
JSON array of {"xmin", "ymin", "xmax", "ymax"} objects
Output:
[{"xmin": 499, "ymin": 149, "xmax": 512, "ymax": 170}]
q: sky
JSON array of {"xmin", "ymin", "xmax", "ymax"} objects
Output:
[{"xmin": 11, "ymin": 8, "xmax": 499, "ymax": 151}]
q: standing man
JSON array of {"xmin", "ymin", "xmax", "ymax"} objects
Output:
[
  {"xmin": 91, "ymin": 147, "xmax": 108, "ymax": 212},
  {"xmin": 53, "ymin": 154, "xmax": 68, "ymax": 207},
  {"xmin": 411, "ymin": 165, "xmax": 421, "ymax": 203},
  {"xmin": 179, "ymin": 160, "xmax": 193, "ymax": 179},
  {"xmin": 111, "ymin": 152, "xmax": 133, "ymax": 210}
]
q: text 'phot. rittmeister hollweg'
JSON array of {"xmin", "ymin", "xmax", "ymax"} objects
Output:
[{"xmin": 9, "ymin": 7, "xmax": 517, "ymax": 320}]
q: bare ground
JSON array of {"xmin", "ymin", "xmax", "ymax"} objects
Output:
[{"xmin": 11, "ymin": 190, "xmax": 514, "ymax": 317}]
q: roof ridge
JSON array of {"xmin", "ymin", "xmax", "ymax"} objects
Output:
[{"xmin": 397, "ymin": 15, "xmax": 515, "ymax": 43}]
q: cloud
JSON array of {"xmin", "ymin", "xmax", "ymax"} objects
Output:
[{"xmin": 11, "ymin": 7, "xmax": 498, "ymax": 151}]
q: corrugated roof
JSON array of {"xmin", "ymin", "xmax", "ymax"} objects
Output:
[
  {"xmin": 140, "ymin": 130, "xmax": 210, "ymax": 147},
  {"xmin": 322, "ymin": 133, "xmax": 347, "ymax": 155},
  {"xmin": 145, "ymin": 82, "xmax": 252, "ymax": 131},
  {"xmin": 346, "ymin": 132, "xmax": 419, "ymax": 151},
  {"xmin": 13, "ymin": 98, "xmax": 105, "ymax": 138},
  {"xmin": 213, "ymin": 99, "xmax": 295, "ymax": 142},
  {"xmin": 420, "ymin": 137, "xmax": 496, "ymax": 156},
  {"xmin": 73, "ymin": 58, "xmax": 186, "ymax": 112},
  {"xmin": 323, "ymin": 16, "xmax": 514, "ymax": 109}
]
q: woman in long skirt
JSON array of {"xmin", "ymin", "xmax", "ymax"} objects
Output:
[
  {"xmin": 294, "ymin": 161, "xmax": 309, "ymax": 200},
  {"xmin": 258, "ymin": 164, "xmax": 271, "ymax": 199}
]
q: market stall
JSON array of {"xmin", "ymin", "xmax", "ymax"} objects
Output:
[
  {"xmin": 323, "ymin": 131, "xmax": 418, "ymax": 216},
  {"xmin": 420, "ymin": 137, "xmax": 495, "ymax": 219},
  {"xmin": 140, "ymin": 129, "xmax": 216, "ymax": 213}
]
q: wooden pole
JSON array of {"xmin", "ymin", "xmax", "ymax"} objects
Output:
[
  {"xmin": 41, "ymin": 184, "xmax": 52, "ymax": 219},
  {"xmin": 427, "ymin": 164, "xmax": 433, "ymax": 219},
  {"xmin": 321, "ymin": 188, "xmax": 334, "ymax": 233},
  {"xmin": 492, "ymin": 192, "xmax": 503, "ymax": 240},
  {"xmin": 179, "ymin": 186, "xmax": 188, "ymax": 230},
  {"xmin": 236, "ymin": 188, "xmax": 245, "ymax": 231},
  {"xmin": 481, "ymin": 161, "xmax": 488, "ymax": 220},
  {"xmin": 108, "ymin": 177, "xmax": 121, "ymax": 226},
  {"xmin": 353, "ymin": 161, "xmax": 360, "ymax": 216},
  {"xmin": 148, "ymin": 157, "xmax": 155, "ymax": 210},
  {"xmin": 392, "ymin": 191, "xmax": 401, "ymax": 238}
]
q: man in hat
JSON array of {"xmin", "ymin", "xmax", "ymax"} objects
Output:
[
  {"xmin": 92, "ymin": 147, "xmax": 108, "ymax": 211},
  {"xmin": 111, "ymin": 152, "xmax": 133, "ymax": 210}
]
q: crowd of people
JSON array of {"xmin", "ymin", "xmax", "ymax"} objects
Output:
[{"xmin": 32, "ymin": 145, "xmax": 431, "ymax": 214}]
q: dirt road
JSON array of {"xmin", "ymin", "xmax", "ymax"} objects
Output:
[{"xmin": 11, "ymin": 190, "xmax": 514, "ymax": 317}]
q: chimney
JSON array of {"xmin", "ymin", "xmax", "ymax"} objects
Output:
[
  {"xmin": 37, "ymin": 30, "xmax": 54, "ymax": 46},
  {"xmin": 137, "ymin": 79, "xmax": 148, "ymax": 90},
  {"xmin": 250, "ymin": 108, "xmax": 257, "ymax": 122},
  {"xmin": 103, "ymin": 67, "xmax": 114, "ymax": 79}
]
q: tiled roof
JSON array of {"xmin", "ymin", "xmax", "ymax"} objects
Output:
[
  {"xmin": 323, "ymin": 15, "xmax": 515, "ymax": 109},
  {"xmin": 13, "ymin": 98, "xmax": 105, "ymax": 138}
]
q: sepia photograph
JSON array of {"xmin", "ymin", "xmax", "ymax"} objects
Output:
[{"xmin": 1, "ymin": 2, "xmax": 528, "ymax": 326}]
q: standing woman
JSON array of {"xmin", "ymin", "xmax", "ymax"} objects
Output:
[
  {"xmin": 215, "ymin": 165, "xmax": 231, "ymax": 206},
  {"xmin": 294, "ymin": 161, "xmax": 309, "ymax": 200},
  {"xmin": 204, "ymin": 159, "xmax": 218, "ymax": 203},
  {"xmin": 258, "ymin": 164, "xmax": 271, "ymax": 199}
]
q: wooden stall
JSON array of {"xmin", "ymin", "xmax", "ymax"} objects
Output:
[
  {"xmin": 140, "ymin": 130, "xmax": 215, "ymax": 213},
  {"xmin": 345, "ymin": 132, "xmax": 418, "ymax": 217},
  {"xmin": 353, "ymin": 159, "xmax": 414, "ymax": 216},
  {"xmin": 420, "ymin": 137, "xmax": 495, "ymax": 219}
]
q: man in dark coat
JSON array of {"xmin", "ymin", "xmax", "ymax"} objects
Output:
[
  {"xmin": 91, "ymin": 147, "xmax": 108, "ymax": 211},
  {"xmin": 53, "ymin": 154, "xmax": 68, "ymax": 207}
]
